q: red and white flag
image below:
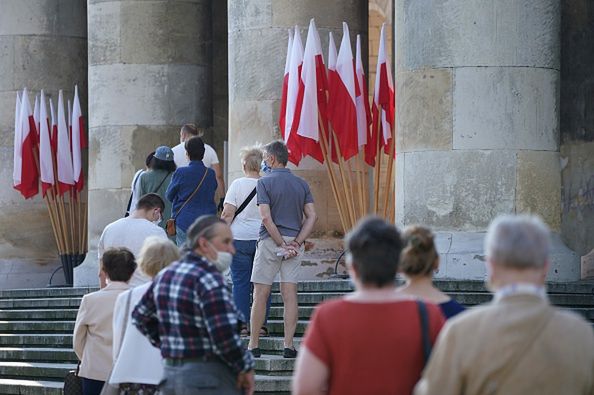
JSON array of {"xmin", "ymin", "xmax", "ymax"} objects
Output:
[
  {"xmin": 279, "ymin": 29, "xmax": 293, "ymax": 141},
  {"xmin": 71, "ymin": 85, "xmax": 86, "ymax": 192},
  {"xmin": 49, "ymin": 97, "xmax": 58, "ymax": 153},
  {"xmin": 332, "ymin": 22, "xmax": 359, "ymax": 161},
  {"xmin": 284, "ymin": 26, "xmax": 304, "ymax": 165},
  {"xmin": 39, "ymin": 90, "xmax": 54, "ymax": 197},
  {"xmin": 14, "ymin": 89, "xmax": 39, "ymax": 199},
  {"xmin": 12, "ymin": 92, "xmax": 22, "ymax": 192},
  {"xmin": 295, "ymin": 19, "xmax": 325, "ymax": 164},
  {"xmin": 355, "ymin": 34, "xmax": 371, "ymax": 150},
  {"xmin": 33, "ymin": 95, "xmax": 40, "ymax": 138},
  {"xmin": 56, "ymin": 90, "xmax": 75, "ymax": 195},
  {"xmin": 370, "ymin": 23, "xmax": 395, "ymax": 161}
]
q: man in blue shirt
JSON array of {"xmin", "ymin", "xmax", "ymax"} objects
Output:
[
  {"xmin": 247, "ymin": 141, "xmax": 317, "ymax": 359},
  {"xmin": 166, "ymin": 137, "xmax": 217, "ymax": 246}
]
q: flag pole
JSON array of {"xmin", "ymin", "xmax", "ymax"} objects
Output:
[
  {"xmin": 318, "ymin": 115, "xmax": 349, "ymax": 232},
  {"xmin": 373, "ymin": 105, "xmax": 383, "ymax": 214},
  {"xmin": 331, "ymin": 129, "xmax": 357, "ymax": 227},
  {"xmin": 356, "ymin": 153, "xmax": 366, "ymax": 217},
  {"xmin": 382, "ymin": 135, "xmax": 396, "ymax": 220}
]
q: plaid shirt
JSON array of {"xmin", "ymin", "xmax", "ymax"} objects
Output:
[{"xmin": 132, "ymin": 252, "xmax": 254, "ymax": 374}]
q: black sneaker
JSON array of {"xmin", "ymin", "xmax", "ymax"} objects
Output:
[
  {"xmin": 283, "ymin": 347, "xmax": 297, "ymax": 358},
  {"xmin": 249, "ymin": 348, "xmax": 261, "ymax": 358}
]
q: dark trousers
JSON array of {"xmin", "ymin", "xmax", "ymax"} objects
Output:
[
  {"xmin": 231, "ymin": 239, "xmax": 270, "ymax": 326},
  {"xmin": 82, "ymin": 377, "xmax": 105, "ymax": 395},
  {"xmin": 161, "ymin": 361, "xmax": 239, "ymax": 395}
]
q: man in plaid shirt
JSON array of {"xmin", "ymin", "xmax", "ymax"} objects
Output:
[{"xmin": 132, "ymin": 216, "xmax": 254, "ymax": 395}]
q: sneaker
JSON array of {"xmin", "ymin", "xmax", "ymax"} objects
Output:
[
  {"xmin": 249, "ymin": 348, "xmax": 261, "ymax": 358},
  {"xmin": 283, "ymin": 347, "xmax": 297, "ymax": 358}
]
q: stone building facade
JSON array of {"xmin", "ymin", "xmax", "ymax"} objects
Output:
[{"xmin": 0, "ymin": 0, "xmax": 592, "ymax": 288}]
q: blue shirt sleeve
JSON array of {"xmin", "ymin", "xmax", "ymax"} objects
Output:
[
  {"xmin": 166, "ymin": 170, "xmax": 180, "ymax": 203},
  {"xmin": 303, "ymin": 181, "xmax": 314, "ymax": 204},
  {"xmin": 256, "ymin": 178, "xmax": 270, "ymax": 205}
]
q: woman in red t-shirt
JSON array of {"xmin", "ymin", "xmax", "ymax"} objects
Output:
[{"xmin": 292, "ymin": 217, "xmax": 445, "ymax": 395}]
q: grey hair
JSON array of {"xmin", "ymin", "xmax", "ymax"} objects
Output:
[
  {"xmin": 485, "ymin": 214, "xmax": 550, "ymax": 269},
  {"xmin": 240, "ymin": 145, "xmax": 263, "ymax": 173},
  {"xmin": 186, "ymin": 215, "xmax": 226, "ymax": 251},
  {"xmin": 263, "ymin": 140, "xmax": 289, "ymax": 166}
]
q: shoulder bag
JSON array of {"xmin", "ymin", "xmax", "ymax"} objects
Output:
[
  {"xmin": 231, "ymin": 187, "xmax": 257, "ymax": 222},
  {"xmin": 100, "ymin": 290, "xmax": 133, "ymax": 395},
  {"xmin": 165, "ymin": 169, "xmax": 209, "ymax": 237},
  {"xmin": 63, "ymin": 362, "xmax": 83, "ymax": 395},
  {"xmin": 417, "ymin": 300, "xmax": 432, "ymax": 366}
]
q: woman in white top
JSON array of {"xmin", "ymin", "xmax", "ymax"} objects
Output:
[
  {"xmin": 221, "ymin": 146, "xmax": 270, "ymax": 336},
  {"xmin": 109, "ymin": 236, "xmax": 180, "ymax": 394}
]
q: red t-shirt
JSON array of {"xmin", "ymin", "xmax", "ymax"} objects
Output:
[{"xmin": 303, "ymin": 298, "xmax": 445, "ymax": 395}]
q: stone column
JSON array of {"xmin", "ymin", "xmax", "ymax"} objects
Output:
[
  {"xmin": 396, "ymin": 0, "xmax": 579, "ymax": 280},
  {"xmin": 78, "ymin": 0, "xmax": 211, "ymax": 285},
  {"xmin": 228, "ymin": 0, "xmax": 368, "ymax": 236},
  {"xmin": 0, "ymin": 1, "xmax": 87, "ymax": 288}
]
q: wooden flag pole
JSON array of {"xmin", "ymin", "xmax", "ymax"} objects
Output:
[
  {"xmin": 318, "ymin": 115, "xmax": 349, "ymax": 232},
  {"xmin": 382, "ymin": 135, "xmax": 396, "ymax": 219},
  {"xmin": 331, "ymin": 130, "xmax": 357, "ymax": 228},
  {"xmin": 356, "ymin": 152, "xmax": 366, "ymax": 217},
  {"xmin": 373, "ymin": 105, "xmax": 383, "ymax": 214}
]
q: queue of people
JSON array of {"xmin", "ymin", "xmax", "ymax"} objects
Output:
[{"xmin": 74, "ymin": 134, "xmax": 594, "ymax": 395}]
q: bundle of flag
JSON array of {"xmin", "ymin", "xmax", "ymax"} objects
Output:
[
  {"xmin": 278, "ymin": 20, "xmax": 396, "ymax": 230},
  {"xmin": 12, "ymin": 86, "xmax": 89, "ymax": 285}
]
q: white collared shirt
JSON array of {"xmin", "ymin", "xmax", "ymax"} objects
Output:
[{"xmin": 494, "ymin": 283, "xmax": 547, "ymax": 303}]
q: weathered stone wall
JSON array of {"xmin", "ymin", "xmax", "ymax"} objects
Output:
[
  {"xmin": 78, "ymin": 0, "xmax": 212, "ymax": 285},
  {"xmin": 228, "ymin": 0, "xmax": 368, "ymax": 235},
  {"xmin": 0, "ymin": 0, "xmax": 87, "ymax": 287},
  {"xmin": 395, "ymin": 0, "xmax": 579, "ymax": 280},
  {"xmin": 560, "ymin": 0, "xmax": 594, "ymax": 260}
]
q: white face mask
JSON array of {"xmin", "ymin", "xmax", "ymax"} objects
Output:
[{"xmin": 207, "ymin": 242, "xmax": 233, "ymax": 272}]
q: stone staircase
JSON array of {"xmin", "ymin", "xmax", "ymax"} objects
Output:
[{"xmin": 0, "ymin": 280, "xmax": 592, "ymax": 394}]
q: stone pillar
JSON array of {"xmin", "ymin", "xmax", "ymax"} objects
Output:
[
  {"xmin": 228, "ymin": 0, "xmax": 368, "ymax": 236},
  {"xmin": 396, "ymin": 0, "xmax": 579, "ymax": 281},
  {"xmin": 78, "ymin": 0, "xmax": 212, "ymax": 285},
  {"xmin": 0, "ymin": 1, "xmax": 87, "ymax": 288}
]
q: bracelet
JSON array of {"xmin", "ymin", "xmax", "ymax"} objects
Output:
[{"xmin": 294, "ymin": 239, "xmax": 303, "ymax": 247}]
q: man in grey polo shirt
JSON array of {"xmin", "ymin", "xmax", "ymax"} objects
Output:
[{"xmin": 248, "ymin": 141, "xmax": 317, "ymax": 359}]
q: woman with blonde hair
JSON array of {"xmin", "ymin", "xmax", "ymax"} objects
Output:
[
  {"xmin": 396, "ymin": 225, "xmax": 465, "ymax": 319},
  {"xmin": 107, "ymin": 237, "xmax": 180, "ymax": 394},
  {"xmin": 221, "ymin": 145, "xmax": 270, "ymax": 337}
]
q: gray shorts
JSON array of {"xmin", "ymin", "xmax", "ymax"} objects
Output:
[{"xmin": 251, "ymin": 236, "xmax": 304, "ymax": 285}]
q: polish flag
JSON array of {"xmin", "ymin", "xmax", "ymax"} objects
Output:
[
  {"xmin": 326, "ymin": 32, "xmax": 340, "ymax": 163},
  {"xmin": 279, "ymin": 29, "xmax": 293, "ymax": 141},
  {"xmin": 295, "ymin": 19, "xmax": 325, "ymax": 164},
  {"xmin": 49, "ymin": 98, "xmax": 58, "ymax": 153},
  {"xmin": 56, "ymin": 90, "xmax": 75, "ymax": 195},
  {"xmin": 284, "ymin": 26, "xmax": 304, "ymax": 165},
  {"xmin": 371, "ymin": 23, "xmax": 395, "ymax": 159},
  {"xmin": 12, "ymin": 92, "xmax": 22, "ymax": 192},
  {"xmin": 333, "ymin": 22, "xmax": 359, "ymax": 161},
  {"xmin": 355, "ymin": 34, "xmax": 371, "ymax": 150},
  {"xmin": 39, "ymin": 91, "xmax": 54, "ymax": 197},
  {"xmin": 14, "ymin": 89, "xmax": 39, "ymax": 199},
  {"xmin": 71, "ymin": 85, "xmax": 86, "ymax": 192},
  {"xmin": 33, "ymin": 95, "xmax": 40, "ymax": 139}
]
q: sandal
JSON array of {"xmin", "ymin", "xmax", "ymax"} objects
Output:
[{"xmin": 259, "ymin": 326, "xmax": 269, "ymax": 337}]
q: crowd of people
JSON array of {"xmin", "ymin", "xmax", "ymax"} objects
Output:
[{"xmin": 72, "ymin": 130, "xmax": 594, "ymax": 395}]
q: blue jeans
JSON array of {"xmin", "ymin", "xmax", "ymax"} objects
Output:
[
  {"xmin": 231, "ymin": 239, "xmax": 270, "ymax": 327},
  {"xmin": 161, "ymin": 361, "xmax": 239, "ymax": 395},
  {"xmin": 176, "ymin": 226, "xmax": 187, "ymax": 247}
]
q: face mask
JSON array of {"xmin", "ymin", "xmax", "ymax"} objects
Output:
[
  {"xmin": 207, "ymin": 242, "xmax": 233, "ymax": 272},
  {"xmin": 152, "ymin": 212, "xmax": 162, "ymax": 226},
  {"xmin": 260, "ymin": 160, "xmax": 271, "ymax": 173}
]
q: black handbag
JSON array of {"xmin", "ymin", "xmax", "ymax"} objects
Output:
[{"xmin": 63, "ymin": 362, "xmax": 83, "ymax": 395}]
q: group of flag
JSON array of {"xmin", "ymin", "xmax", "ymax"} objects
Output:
[
  {"xmin": 279, "ymin": 20, "xmax": 395, "ymax": 167},
  {"xmin": 13, "ymin": 87, "xmax": 87, "ymax": 200}
]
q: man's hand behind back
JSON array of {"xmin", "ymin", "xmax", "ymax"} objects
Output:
[{"xmin": 237, "ymin": 370, "xmax": 255, "ymax": 395}]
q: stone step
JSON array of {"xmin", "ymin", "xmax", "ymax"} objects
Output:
[
  {"xmin": 0, "ymin": 378, "xmax": 63, "ymax": 395},
  {"xmin": 0, "ymin": 309, "xmax": 79, "ymax": 321},
  {"xmin": 0, "ymin": 334, "xmax": 73, "ymax": 348},
  {"xmin": 254, "ymin": 355, "xmax": 295, "ymax": 375},
  {"xmin": 0, "ymin": 347, "xmax": 77, "ymax": 362},
  {"xmin": 0, "ymin": 361, "xmax": 76, "ymax": 380},
  {"xmin": 0, "ymin": 280, "xmax": 589, "ymax": 301},
  {"xmin": 242, "ymin": 337, "xmax": 303, "ymax": 354},
  {"xmin": 0, "ymin": 321, "xmax": 74, "ymax": 333},
  {"xmin": 0, "ymin": 375, "xmax": 289, "ymax": 395}
]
